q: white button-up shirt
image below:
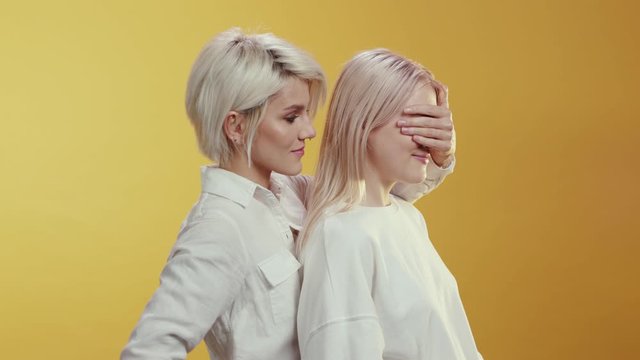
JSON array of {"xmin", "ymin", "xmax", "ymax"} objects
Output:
[{"xmin": 122, "ymin": 160, "xmax": 453, "ymax": 360}]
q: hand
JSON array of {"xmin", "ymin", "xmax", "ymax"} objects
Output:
[{"xmin": 397, "ymin": 82, "xmax": 455, "ymax": 168}]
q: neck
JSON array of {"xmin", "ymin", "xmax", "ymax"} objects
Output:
[
  {"xmin": 361, "ymin": 162, "xmax": 395, "ymax": 207},
  {"xmin": 221, "ymin": 153, "xmax": 271, "ymax": 189}
]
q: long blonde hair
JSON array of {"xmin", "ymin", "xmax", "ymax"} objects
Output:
[{"xmin": 297, "ymin": 49, "xmax": 441, "ymax": 254}]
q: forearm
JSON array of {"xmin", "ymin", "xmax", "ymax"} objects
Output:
[{"xmin": 391, "ymin": 155, "xmax": 456, "ymax": 203}]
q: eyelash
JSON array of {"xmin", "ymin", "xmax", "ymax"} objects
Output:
[
  {"xmin": 284, "ymin": 114, "xmax": 299, "ymax": 123},
  {"xmin": 285, "ymin": 109, "xmax": 310, "ymax": 123}
]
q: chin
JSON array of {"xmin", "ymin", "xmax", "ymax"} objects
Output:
[
  {"xmin": 274, "ymin": 162, "xmax": 303, "ymax": 176},
  {"xmin": 401, "ymin": 169, "xmax": 427, "ymax": 184}
]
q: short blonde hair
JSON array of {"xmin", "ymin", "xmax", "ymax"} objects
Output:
[
  {"xmin": 298, "ymin": 49, "xmax": 443, "ymax": 253},
  {"xmin": 185, "ymin": 28, "xmax": 326, "ymax": 165}
]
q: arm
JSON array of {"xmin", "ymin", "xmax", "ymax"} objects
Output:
[
  {"xmin": 121, "ymin": 214, "xmax": 248, "ymax": 360},
  {"xmin": 297, "ymin": 218, "xmax": 385, "ymax": 360},
  {"xmin": 280, "ymin": 165, "xmax": 455, "ymax": 210},
  {"xmin": 281, "ymin": 173, "xmax": 313, "ymax": 209}
]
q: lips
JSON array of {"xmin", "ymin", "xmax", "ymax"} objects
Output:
[
  {"xmin": 292, "ymin": 146, "xmax": 305, "ymax": 157},
  {"xmin": 411, "ymin": 153, "xmax": 429, "ymax": 164}
]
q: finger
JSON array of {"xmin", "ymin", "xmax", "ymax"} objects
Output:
[
  {"xmin": 402, "ymin": 104, "xmax": 450, "ymax": 118},
  {"xmin": 397, "ymin": 116, "xmax": 453, "ymax": 130},
  {"xmin": 412, "ymin": 136, "xmax": 451, "ymax": 151},
  {"xmin": 401, "ymin": 127, "xmax": 452, "ymax": 140}
]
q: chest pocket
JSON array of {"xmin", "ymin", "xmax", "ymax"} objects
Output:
[{"xmin": 258, "ymin": 248, "xmax": 302, "ymax": 324}]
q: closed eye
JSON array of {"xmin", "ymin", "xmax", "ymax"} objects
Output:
[
  {"xmin": 284, "ymin": 114, "xmax": 300, "ymax": 123},
  {"xmin": 282, "ymin": 104, "xmax": 306, "ymax": 123}
]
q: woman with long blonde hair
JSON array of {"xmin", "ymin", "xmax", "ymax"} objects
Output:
[{"xmin": 297, "ymin": 49, "xmax": 482, "ymax": 359}]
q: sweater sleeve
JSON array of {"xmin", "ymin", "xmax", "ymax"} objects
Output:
[
  {"xmin": 121, "ymin": 213, "xmax": 249, "ymax": 360},
  {"xmin": 391, "ymin": 155, "xmax": 456, "ymax": 203},
  {"xmin": 297, "ymin": 217, "xmax": 385, "ymax": 360}
]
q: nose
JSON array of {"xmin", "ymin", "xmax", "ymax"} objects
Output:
[{"xmin": 299, "ymin": 115, "xmax": 316, "ymax": 141}]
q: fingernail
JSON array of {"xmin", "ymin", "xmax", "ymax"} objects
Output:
[
  {"xmin": 397, "ymin": 120, "xmax": 406, "ymax": 127},
  {"xmin": 405, "ymin": 107, "xmax": 413, "ymax": 112},
  {"xmin": 401, "ymin": 127, "xmax": 411, "ymax": 134}
]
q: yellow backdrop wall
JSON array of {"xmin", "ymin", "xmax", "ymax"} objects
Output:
[{"xmin": 1, "ymin": 0, "xmax": 638, "ymax": 359}]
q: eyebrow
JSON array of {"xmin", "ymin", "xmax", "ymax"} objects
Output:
[{"xmin": 282, "ymin": 104, "xmax": 306, "ymax": 112}]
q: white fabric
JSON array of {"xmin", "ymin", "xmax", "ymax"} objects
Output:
[
  {"xmin": 121, "ymin": 167, "xmax": 305, "ymax": 360},
  {"xmin": 390, "ymin": 158, "xmax": 456, "ymax": 203},
  {"xmin": 121, "ymin": 159, "xmax": 454, "ymax": 360},
  {"xmin": 297, "ymin": 195, "xmax": 482, "ymax": 360}
]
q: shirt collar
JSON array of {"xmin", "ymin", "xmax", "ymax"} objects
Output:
[
  {"xmin": 200, "ymin": 166, "xmax": 261, "ymax": 208},
  {"xmin": 200, "ymin": 166, "xmax": 305, "ymax": 229}
]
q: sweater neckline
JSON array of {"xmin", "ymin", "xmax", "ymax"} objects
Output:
[{"xmin": 352, "ymin": 195, "xmax": 399, "ymax": 214}]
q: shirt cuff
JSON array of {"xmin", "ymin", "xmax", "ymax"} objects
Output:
[{"xmin": 426, "ymin": 155, "xmax": 456, "ymax": 181}]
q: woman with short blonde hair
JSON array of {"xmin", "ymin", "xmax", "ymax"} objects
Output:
[
  {"xmin": 185, "ymin": 28, "xmax": 326, "ymax": 168},
  {"xmin": 122, "ymin": 28, "xmax": 326, "ymax": 360}
]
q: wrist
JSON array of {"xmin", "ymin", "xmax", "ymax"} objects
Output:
[{"xmin": 432, "ymin": 154, "xmax": 454, "ymax": 169}]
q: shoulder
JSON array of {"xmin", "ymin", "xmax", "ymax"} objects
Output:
[
  {"xmin": 173, "ymin": 195, "xmax": 248, "ymax": 259},
  {"xmin": 300, "ymin": 212, "xmax": 381, "ymax": 295},
  {"xmin": 392, "ymin": 195, "xmax": 426, "ymax": 227},
  {"xmin": 302, "ymin": 211, "xmax": 378, "ymax": 265},
  {"xmin": 193, "ymin": 192, "xmax": 245, "ymax": 220},
  {"xmin": 182, "ymin": 194, "xmax": 242, "ymax": 232}
]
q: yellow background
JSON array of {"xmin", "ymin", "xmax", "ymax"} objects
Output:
[{"xmin": 1, "ymin": 0, "xmax": 638, "ymax": 359}]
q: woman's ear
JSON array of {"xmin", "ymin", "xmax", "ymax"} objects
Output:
[{"xmin": 223, "ymin": 111, "xmax": 246, "ymax": 146}]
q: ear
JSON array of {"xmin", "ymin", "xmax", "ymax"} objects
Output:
[{"xmin": 222, "ymin": 111, "xmax": 246, "ymax": 146}]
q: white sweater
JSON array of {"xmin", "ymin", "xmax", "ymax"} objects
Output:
[{"xmin": 297, "ymin": 196, "xmax": 482, "ymax": 360}]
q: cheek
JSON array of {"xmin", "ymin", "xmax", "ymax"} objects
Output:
[
  {"xmin": 383, "ymin": 128, "xmax": 414, "ymax": 153},
  {"xmin": 255, "ymin": 120, "xmax": 290, "ymax": 150},
  {"xmin": 370, "ymin": 131, "xmax": 410, "ymax": 166},
  {"xmin": 370, "ymin": 116, "xmax": 415, "ymax": 150}
]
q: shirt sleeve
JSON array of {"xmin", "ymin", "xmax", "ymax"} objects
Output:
[
  {"xmin": 297, "ymin": 217, "xmax": 385, "ymax": 360},
  {"xmin": 273, "ymin": 173, "xmax": 313, "ymax": 231},
  {"xmin": 121, "ymin": 213, "xmax": 249, "ymax": 360},
  {"xmin": 280, "ymin": 159, "xmax": 454, "ymax": 208},
  {"xmin": 391, "ymin": 155, "xmax": 456, "ymax": 203},
  {"xmin": 283, "ymin": 174, "xmax": 313, "ymax": 206}
]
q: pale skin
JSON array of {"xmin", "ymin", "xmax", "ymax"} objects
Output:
[
  {"xmin": 221, "ymin": 77, "xmax": 315, "ymax": 189},
  {"xmin": 364, "ymin": 83, "xmax": 443, "ymax": 206},
  {"xmin": 219, "ymin": 78, "xmax": 455, "ymax": 196},
  {"xmin": 398, "ymin": 81, "xmax": 455, "ymax": 169}
]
